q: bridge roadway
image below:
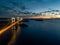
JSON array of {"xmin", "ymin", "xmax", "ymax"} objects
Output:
[{"xmin": 0, "ymin": 18, "xmax": 23, "ymax": 35}]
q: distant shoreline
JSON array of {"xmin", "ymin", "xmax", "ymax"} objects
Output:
[{"xmin": 0, "ymin": 15, "xmax": 60, "ymax": 19}]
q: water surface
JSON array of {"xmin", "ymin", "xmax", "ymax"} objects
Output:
[{"xmin": 16, "ymin": 19, "xmax": 60, "ymax": 45}]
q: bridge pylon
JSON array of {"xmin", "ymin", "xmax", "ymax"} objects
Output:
[{"xmin": 11, "ymin": 17, "xmax": 16, "ymax": 30}]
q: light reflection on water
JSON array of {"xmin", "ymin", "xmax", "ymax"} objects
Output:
[
  {"xmin": 1, "ymin": 19, "xmax": 60, "ymax": 45},
  {"xmin": 8, "ymin": 25, "xmax": 21, "ymax": 45}
]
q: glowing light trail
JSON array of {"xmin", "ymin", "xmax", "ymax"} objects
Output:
[{"xmin": 0, "ymin": 19, "xmax": 22, "ymax": 35}]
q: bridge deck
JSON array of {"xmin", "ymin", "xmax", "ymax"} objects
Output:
[{"xmin": 0, "ymin": 19, "xmax": 23, "ymax": 35}]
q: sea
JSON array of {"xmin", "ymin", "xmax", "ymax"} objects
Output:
[{"xmin": 1, "ymin": 19, "xmax": 60, "ymax": 45}]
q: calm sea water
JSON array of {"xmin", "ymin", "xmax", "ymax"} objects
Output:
[
  {"xmin": 1, "ymin": 19, "xmax": 60, "ymax": 45},
  {"xmin": 16, "ymin": 19, "xmax": 60, "ymax": 45}
]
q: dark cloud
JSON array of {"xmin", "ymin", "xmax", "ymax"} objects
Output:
[{"xmin": 0, "ymin": 0, "xmax": 27, "ymax": 16}]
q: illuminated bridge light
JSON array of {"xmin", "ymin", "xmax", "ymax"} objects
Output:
[{"xmin": 0, "ymin": 18, "xmax": 23, "ymax": 35}]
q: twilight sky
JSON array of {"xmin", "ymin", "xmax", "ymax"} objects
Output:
[
  {"xmin": 0, "ymin": 0, "xmax": 60, "ymax": 16},
  {"xmin": 22, "ymin": 0, "xmax": 60, "ymax": 13}
]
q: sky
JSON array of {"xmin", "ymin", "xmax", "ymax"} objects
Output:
[
  {"xmin": 0, "ymin": 0, "xmax": 60, "ymax": 16},
  {"xmin": 22, "ymin": 0, "xmax": 60, "ymax": 13}
]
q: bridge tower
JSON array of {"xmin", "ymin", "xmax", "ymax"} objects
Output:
[
  {"xmin": 17, "ymin": 17, "xmax": 20, "ymax": 25},
  {"xmin": 11, "ymin": 17, "xmax": 16, "ymax": 30}
]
